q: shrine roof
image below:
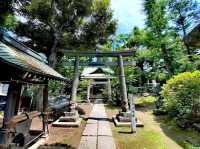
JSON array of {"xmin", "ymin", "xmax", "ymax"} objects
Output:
[
  {"xmin": 184, "ymin": 23, "xmax": 200, "ymax": 48},
  {"xmin": 0, "ymin": 30, "xmax": 65, "ymax": 81},
  {"xmin": 81, "ymin": 66, "xmax": 114, "ymax": 79}
]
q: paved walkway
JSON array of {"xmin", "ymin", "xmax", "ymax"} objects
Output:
[{"xmin": 79, "ymin": 100, "xmax": 116, "ymax": 149}]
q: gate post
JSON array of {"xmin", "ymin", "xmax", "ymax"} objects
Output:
[
  {"xmin": 118, "ymin": 55, "xmax": 129, "ymax": 112},
  {"xmin": 87, "ymin": 79, "xmax": 91, "ymax": 103},
  {"xmin": 107, "ymin": 78, "xmax": 112, "ymax": 101},
  {"xmin": 71, "ymin": 56, "xmax": 80, "ymax": 102}
]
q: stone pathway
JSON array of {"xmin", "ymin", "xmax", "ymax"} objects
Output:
[{"xmin": 79, "ymin": 100, "xmax": 116, "ymax": 149}]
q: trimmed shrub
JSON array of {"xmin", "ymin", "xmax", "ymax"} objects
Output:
[
  {"xmin": 161, "ymin": 71, "xmax": 200, "ymax": 123},
  {"xmin": 135, "ymin": 96, "xmax": 156, "ymax": 107}
]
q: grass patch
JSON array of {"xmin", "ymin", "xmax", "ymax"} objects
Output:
[
  {"xmin": 113, "ymin": 126, "xmax": 168, "ymax": 149},
  {"xmin": 106, "ymin": 103, "xmax": 200, "ymax": 149}
]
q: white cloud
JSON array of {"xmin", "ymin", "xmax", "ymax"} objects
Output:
[{"xmin": 111, "ymin": 0, "xmax": 146, "ymax": 34}]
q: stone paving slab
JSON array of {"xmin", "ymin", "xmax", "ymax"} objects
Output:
[
  {"xmin": 79, "ymin": 136, "xmax": 97, "ymax": 149},
  {"xmin": 98, "ymin": 121, "xmax": 112, "ymax": 136},
  {"xmin": 98, "ymin": 136, "xmax": 116, "ymax": 149},
  {"xmin": 83, "ymin": 123, "xmax": 98, "ymax": 136},
  {"xmin": 79, "ymin": 101, "xmax": 116, "ymax": 149},
  {"xmin": 87, "ymin": 119, "xmax": 98, "ymax": 124}
]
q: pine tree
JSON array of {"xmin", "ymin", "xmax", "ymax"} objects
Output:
[{"xmin": 15, "ymin": 0, "xmax": 116, "ymax": 68}]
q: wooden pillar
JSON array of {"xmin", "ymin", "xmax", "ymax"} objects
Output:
[
  {"xmin": 87, "ymin": 80, "xmax": 91, "ymax": 103},
  {"xmin": 0, "ymin": 82, "xmax": 22, "ymax": 145},
  {"xmin": 107, "ymin": 78, "xmax": 112, "ymax": 101},
  {"xmin": 42, "ymin": 83, "xmax": 48, "ymax": 136},
  {"xmin": 71, "ymin": 56, "xmax": 80, "ymax": 102},
  {"xmin": 118, "ymin": 55, "xmax": 129, "ymax": 112},
  {"xmin": 4, "ymin": 82, "xmax": 22, "ymax": 126}
]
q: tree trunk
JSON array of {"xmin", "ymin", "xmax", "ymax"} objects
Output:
[
  {"xmin": 182, "ymin": 23, "xmax": 192, "ymax": 56},
  {"xmin": 178, "ymin": 11, "xmax": 193, "ymax": 60},
  {"xmin": 48, "ymin": 32, "xmax": 59, "ymax": 68},
  {"xmin": 161, "ymin": 44, "xmax": 174, "ymax": 76}
]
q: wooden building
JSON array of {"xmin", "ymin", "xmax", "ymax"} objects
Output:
[
  {"xmin": 0, "ymin": 29, "xmax": 65, "ymax": 148},
  {"xmin": 81, "ymin": 66, "xmax": 114, "ymax": 102},
  {"xmin": 185, "ymin": 24, "xmax": 200, "ymax": 48}
]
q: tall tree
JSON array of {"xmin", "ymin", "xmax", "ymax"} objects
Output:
[
  {"xmin": 168, "ymin": 0, "xmax": 200, "ymax": 55},
  {"xmin": 144, "ymin": 0, "xmax": 177, "ymax": 76},
  {"xmin": 15, "ymin": 0, "xmax": 116, "ymax": 68}
]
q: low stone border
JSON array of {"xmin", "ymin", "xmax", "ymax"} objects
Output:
[
  {"xmin": 113, "ymin": 116, "xmax": 144, "ymax": 127},
  {"xmin": 52, "ymin": 118, "xmax": 82, "ymax": 127}
]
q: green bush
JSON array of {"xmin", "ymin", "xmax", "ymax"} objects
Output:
[
  {"xmin": 135, "ymin": 96, "xmax": 156, "ymax": 107},
  {"xmin": 161, "ymin": 71, "xmax": 200, "ymax": 122}
]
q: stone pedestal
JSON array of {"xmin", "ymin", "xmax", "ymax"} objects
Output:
[
  {"xmin": 116, "ymin": 111, "xmax": 132, "ymax": 122},
  {"xmin": 113, "ymin": 111, "xmax": 144, "ymax": 127},
  {"xmin": 59, "ymin": 111, "xmax": 79, "ymax": 122},
  {"xmin": 52, "ymin": 102, "xmax": 82, "ymax": 127}
]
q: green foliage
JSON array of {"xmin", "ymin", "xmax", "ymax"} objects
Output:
[
  {"xmin": 0, "ymin": 0, "xmax": 17, "ymax": 29},
  {"xmin": 168, "ymin": 0, "xmax": 199, "ymax": 36},
  {"xmin": 77, "ymin": 79, "xmax": 89, "ymax": 102},
  {"xmin": 168, "ymin": 0, "xmax": 200, "ymax": 56},
  {"xmin": 16, "ymin": 0, "xmax": 116, "ymax": 67},
  {"xmin": 48, "ymin": 80, "xmax": 66, "ymax": 96},
  {"xmin": 135, "ymin": 96, "xmax": 156, "ymax": 107},
  {"xmin": 110, "ymin": 78, "xmax": 121, "ymax": 105},
  {"xmin": 161, "ymin": 71, "xmax": 200, "ymax": 121},
  {"xmin": 1, "ymin": 14, "xmax": 17, "ymax": 29},
  {"xmin": 183, "ymin": 141, "xmax": 200, "ymax": 149},
  {"xmin": 117, "ymin": 0, "xmax": 199, "ymax": 87}
]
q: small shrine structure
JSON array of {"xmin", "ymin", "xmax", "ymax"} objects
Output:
[
  {"xmin": 81, "ymin": 66, "xmax": 115, "ymax": 102},
  {"xmin": 0, "ymin": 29, "xmax": 65, "ymax": 148}
]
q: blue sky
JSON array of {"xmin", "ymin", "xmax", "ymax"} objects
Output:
[{"xmin": 110, "ymin": 0, "xmax": 146, "ymax": 34}]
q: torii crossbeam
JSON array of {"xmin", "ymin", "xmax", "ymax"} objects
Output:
[{"xmin": 60, "ymin": 50, "xmax": 135, "ymax": 57}]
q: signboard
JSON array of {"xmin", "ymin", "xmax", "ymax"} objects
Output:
[{"xmin": 130, "ymin": 96, "xmax": 136, "ymax": 133}]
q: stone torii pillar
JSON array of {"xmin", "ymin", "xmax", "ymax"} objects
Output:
[
  {"xmin": 87, "ymin": 79, "xmax": 91, "ymax": 103},
  {"xmin": 71, "ymin": 56, "xmax": 80, "ymax": 102},
  {"xmin": 107, "ymin": 78, "xmax": 112, "ymax": 101},
  {"xmin": 118, "ymin": 55, "xmax": 129, "ymax": 112}
]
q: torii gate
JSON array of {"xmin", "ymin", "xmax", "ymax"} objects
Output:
[{"xmin": 62, "ymin": 50, "xmax": 135, "ymax": 112}]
